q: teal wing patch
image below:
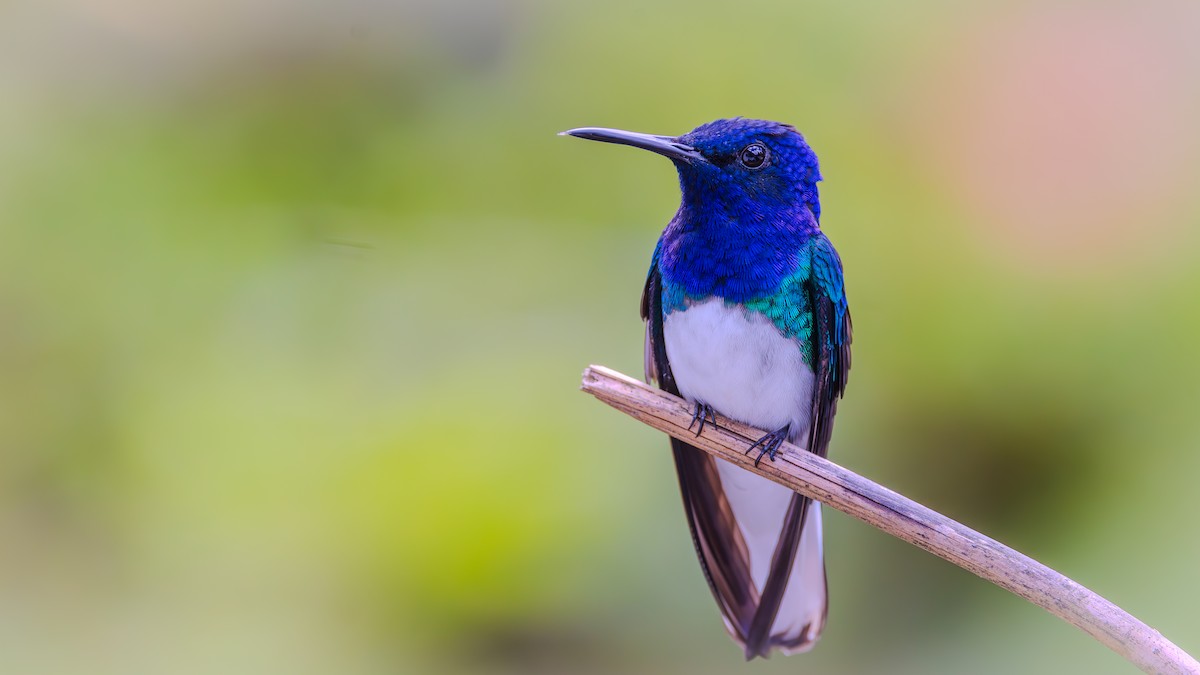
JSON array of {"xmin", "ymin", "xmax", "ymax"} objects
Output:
[{"xmin": 741, "ymin": 266, "xmax": 814, "ymax": 365}]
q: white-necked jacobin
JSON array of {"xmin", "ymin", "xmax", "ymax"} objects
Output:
[{"xmin": 562, "ymin": 118, "xmax": 852, "ymax": 659}]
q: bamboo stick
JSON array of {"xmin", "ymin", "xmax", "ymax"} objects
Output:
[{"xmin": 581, "ymin": 364, "xmax": 1198, "ymax": 675}]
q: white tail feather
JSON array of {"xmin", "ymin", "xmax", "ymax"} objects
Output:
[
  {"xmin": 713, "ymin": 457, "xmax": 827, "ymax": 651},
  {"xmin": 775, "ymin": 502, "xmax": 826, "ymax": 652}
]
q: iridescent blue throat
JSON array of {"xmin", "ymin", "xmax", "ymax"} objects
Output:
[{"xmin": 658, "ymin": 235, "xmax": 821, "ymax": 365}]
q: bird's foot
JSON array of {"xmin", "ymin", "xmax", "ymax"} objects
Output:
[
  {"xmin": 687, "ymin": 402, "xmax": 718, "ymax": 437},
  {"xmin": 745, "ymin": 425, "xmax": 790, "ymax": 467}
]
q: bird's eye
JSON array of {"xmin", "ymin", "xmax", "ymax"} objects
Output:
[{"xmin": 738, "ymin": 143, "xmax": 769, "ymax": 169}]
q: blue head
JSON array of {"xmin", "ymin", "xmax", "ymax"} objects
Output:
[
  {"xmin": 562, "ymin": 118, "xmax": 824, "ymax": 300},
  {"xmin": 676, "ymin": 118, "xmax": 823, "ymax": 223},
  {"xmin": 562, "ymin": 117, "xmax": 823, "ymax": 225}
]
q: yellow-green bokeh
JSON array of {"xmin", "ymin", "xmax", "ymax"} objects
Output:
[{"xmin": 2, "ymin": 1, "xmax": 1199, "ymax": 673}]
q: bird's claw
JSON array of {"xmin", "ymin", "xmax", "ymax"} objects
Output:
[
  {"xmin": 745, "ymin": 425, "xmax": 790, "ymax": 467},
  {"xmin": 687, "ymin": 402, "xmax": 718, "ymax": 437}
]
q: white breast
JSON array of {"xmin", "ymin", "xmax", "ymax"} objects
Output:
[
  {"xmin": 663, "ymin": 298, "xmax": 813, "ymax": 439},
  {"xmin": 663, "ymin": 297, "xmax": 823, "ymax": 626}
]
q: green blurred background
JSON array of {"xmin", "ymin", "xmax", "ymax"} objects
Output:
[{"xmin": 2, "ymin": 0, "xmax": 1199, "ymax": 673}]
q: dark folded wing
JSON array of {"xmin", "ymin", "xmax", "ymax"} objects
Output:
[
  {"xmin": 743, "ymin": 235, "xmax": 851, "ymax": 656},
  {"xmin": 806, "ymin": 234, "xmax": 852, "ymax": 459},
  {"xmin": 642, "ymin": 261, "xmax": 760, "ymax": 646}
]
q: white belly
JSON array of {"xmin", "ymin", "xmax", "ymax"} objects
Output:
[
  {"xmin": 663, "ymin": 297, "xmax": 822, "ymax": 619},
  {"xmin": 663, "ymin": 298, "xmax": 813, "ymax": 440}
]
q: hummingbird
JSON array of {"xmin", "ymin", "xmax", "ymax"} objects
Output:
[{"xmin": 562, "ymin": 118, "xmax": 851, "ymax": 658}]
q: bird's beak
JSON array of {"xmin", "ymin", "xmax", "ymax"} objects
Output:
[{"xmin": 559, "ymin": 127, "xmax": 703, "ymax": 164}]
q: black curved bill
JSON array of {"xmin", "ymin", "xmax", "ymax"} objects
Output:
[{"xmin": 559, "ymin": 127, "xmax": 703, "ymax": 163}]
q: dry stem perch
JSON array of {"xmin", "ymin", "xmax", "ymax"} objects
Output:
[{"xmin": 581, "ymin": 365, "xmax": 1199, "ymax": 675}]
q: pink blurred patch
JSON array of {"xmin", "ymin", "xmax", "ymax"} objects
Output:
[{"xmin": 904, "ymin": 3, "xmax": 1200, "ymax": 275}]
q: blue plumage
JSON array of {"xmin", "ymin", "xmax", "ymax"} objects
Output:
[
  {"xmin": 564, "ymin": 118, "xmax": 851, "ymax": 658},
  {"xmin": 658, "ymin": 119, "xmax": 825, "ymax": 302}
]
